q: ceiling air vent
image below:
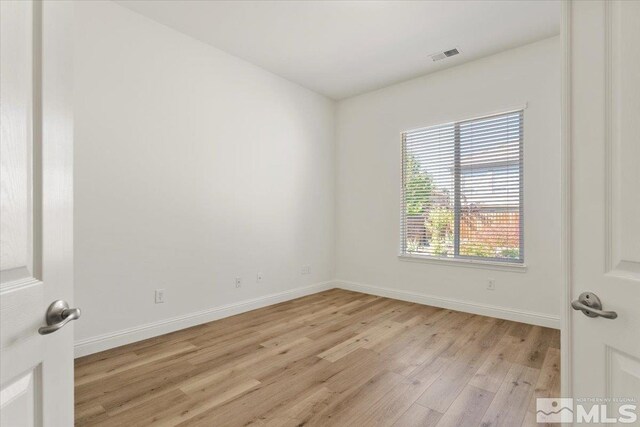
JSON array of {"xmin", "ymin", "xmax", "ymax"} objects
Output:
[{"xmin": 429, "ymin": 48, "xmax": 460, "ymax": 62}]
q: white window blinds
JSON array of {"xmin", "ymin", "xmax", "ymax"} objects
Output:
[{"xmin": 401, "ymin": 110, "xmax": 524, "ymax": 263}]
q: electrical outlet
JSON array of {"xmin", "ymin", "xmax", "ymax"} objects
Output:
[
  {"xmin": 256, "ymin": 272, "xmax": 263, "ymax": 283},
  {"xmin": 301, "ymin": 265, "xmax": 311, "ymax": 275},
  {"xmin": 155, "ymin": 289, "xmax": 165, "ymax": 303},
  {"xmin": 235, "ymin": 277, "xmax": 242, "ymax": 288},
  {"xmin": 487, "ymin": 278, "xmax": 496, "ymax": 291}
]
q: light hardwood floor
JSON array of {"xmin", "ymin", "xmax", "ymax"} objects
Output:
[{"xmin": 75, "ymin": 289, "xmax": 560, "ymax": 426}]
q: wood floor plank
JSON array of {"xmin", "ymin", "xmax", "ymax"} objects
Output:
[
  {"xmin": 75, "ymin": 341, "xmax": 197, "ymax": 386},
  {"xmin": 379, "ymin": 326, "xmax": 451, "ymax": 376},
  {"xmin": 75, "ymin": 404, "xmax": 108, "ymax": 426},
  {"xmin": 480, "ymin": 363, "xmax": 540, "ymax": 427},
  {"xmin": 525, "ymin": 346, "xmax": 561, "ymax": 426},
  {"xmin": 469, "ymin": 333, "xmax": 521, "ymax": 393},
  {"xmin": 100, "ymin": 360, "xmax": 211, "ymax": 415},
  {"xmin": 91, "ymin": 390, "xmax": 190, "ymax": 427},
  {"xmin": 434, "ymin": 384, "xmax": 494, "ymax": 427},
  {"xmin": 162, "ymin": 377, "xmax": 261, "ymax": 426},
  {"xmin": 515, "ymin": 326, "xmax": 556, "ymax": 369},
  {"xmin": 303, "ymin": 370, "xmax": 404, "ymax": 425},
  {"xmin": 322, "ymin": 348, "xmax": 396, "ymax": 393},
  {"xmin": 352, "ymin": 374, "xmax": 442, "ymax": 427},
  {"xmin": 393, "ymin": 404, "xmax": 442, "ymax": 427},
  {"xmin": 264, "ymin": 386, "xmax": 335, "ymax": 427},
  {"xmin": 318, "ymin": 321, "xmax": 404, "ymax": 362},
  {"xmin": 75, "ymin": 289, "xmax": 560, "ymax": 427},
  {"xmin": 415, "ymin": 317, "xmax": 506, "ymax": 413}
]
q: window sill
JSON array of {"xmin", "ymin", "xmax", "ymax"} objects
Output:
[{"xmin": 398, "ymin": 254, "xmax": 528, "ymax": 273}]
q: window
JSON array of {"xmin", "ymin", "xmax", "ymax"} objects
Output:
[{"xmin": 400, "ymin": 110, "xmax": 524, "ymax": 264}]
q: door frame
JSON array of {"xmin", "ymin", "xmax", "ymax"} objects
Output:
[
  {"xmin": 560, "ymin": 0, "xmax": 625, "ymax": 401},
  {"xmin": 560, "ymin": 0, "xmax": 572, "ymax": 401}
]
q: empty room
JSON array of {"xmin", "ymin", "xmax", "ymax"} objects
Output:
[{"xmin": 1, "ymin": 0, "xmax": 639, "ymax": 426}]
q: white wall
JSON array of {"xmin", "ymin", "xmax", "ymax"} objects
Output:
[
  {"xmin": 74, "ymin": 3, "xmax": 561, "ymax": 356},
  {"xmin": 335, "ymin": 37, "xmax": 562, "ymax": 326},
  {"xmin": 74, "ymin": 1, "xmax": 335, "ymax": 355}
]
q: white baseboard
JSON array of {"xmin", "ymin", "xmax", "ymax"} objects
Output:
[
  {"xmin": 74, "ymin": 281, "xmax": 334, "ymax": 358},
  {"xmin": 75, "ymin": 279, "xmax": 559, "ymax": 357},
  {"xmin": 335, "ymin": 279, "xmax": 560, "ymax": 329}
]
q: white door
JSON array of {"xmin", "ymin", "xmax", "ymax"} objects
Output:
[
  {"xmin": 570, "ymin": 0, "xmax": 640, "ymax": 423},
  {"xmin": 1, "ymin": 1, "xmax": 75, "ymax": 426}
]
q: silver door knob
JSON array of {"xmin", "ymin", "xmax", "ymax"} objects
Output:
[
  {"xmin": 38, "ymin": 300, "xmax": 81, "ymax": 335},
  {"xmin": 571, "ymin": 292, "xmax": 617, "ymax": 319}
]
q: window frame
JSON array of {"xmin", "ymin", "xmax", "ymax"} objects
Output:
[{"xmin": 399, "ymin": 108, "xmax": 526, "ymax": 270}]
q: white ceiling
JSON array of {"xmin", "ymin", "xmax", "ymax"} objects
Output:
[{"xmin": 115, "ymin": 0, "xmax": 560, "ymax": 100}]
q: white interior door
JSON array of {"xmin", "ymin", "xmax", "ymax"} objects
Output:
[
  {"xmin": 1, "ymin": 1, "xmax": 75, "ymax": 426},
  {"xmin": 570, "ymin": 0, "xmax": 640, "ymax": 423}
]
